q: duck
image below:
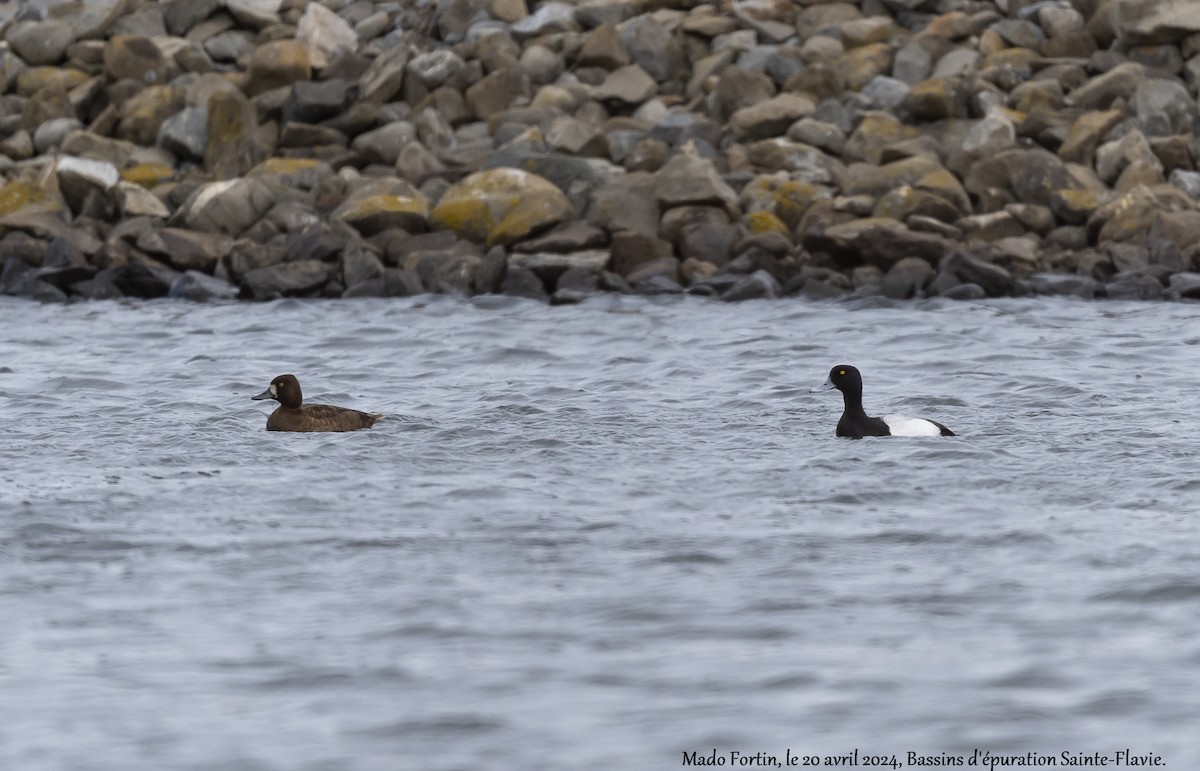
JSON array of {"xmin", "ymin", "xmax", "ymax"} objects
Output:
[
  {"xmin": 251, "ymin": 374, "xmax": 382, "ymax": 432},
  {"xmin": 811, "ymin": 365, "xmax": 955, "ymax": 438}
]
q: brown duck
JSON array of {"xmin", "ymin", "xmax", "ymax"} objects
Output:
[{"xmin": 251, "ymin": 374, "xmax": 382, "ymax": 432}]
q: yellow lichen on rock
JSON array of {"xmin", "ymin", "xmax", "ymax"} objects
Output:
[
  {"xmin": 431, "ymin": 168, "xmax": 572, "ymax": 246},
  {"xmin": 0, "ymin": 180, "xmax": 45, "ymax": 216}
]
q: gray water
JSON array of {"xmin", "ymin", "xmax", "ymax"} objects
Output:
[{"xmin": 1, "ymin": 295, "xmax": 1198, "ymax": 771}]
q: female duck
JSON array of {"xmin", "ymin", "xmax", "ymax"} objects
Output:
[
  {"xmin": 252, "ymin": 374, "xmax": 382, "ymax": 432},
  {"xmin": 811, "ymin": 365, "xmax": 955, "ymax": 438}
]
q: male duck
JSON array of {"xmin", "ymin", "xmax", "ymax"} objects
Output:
[
  {"xmin": 252, "ymin": 374, "xmax": 382, "ymax": 432},
  {"xmin": 811, "ymin": 365, "xmax": 955, "ymax": 438}
]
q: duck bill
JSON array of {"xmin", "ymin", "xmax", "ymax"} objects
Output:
[
  {"xmin": 251, "ymin": 388, "xmax": 275, "ymax": 401},
  {"xmin": 810, "ymin": 377, "xmax": 835, "ymax": 393}
]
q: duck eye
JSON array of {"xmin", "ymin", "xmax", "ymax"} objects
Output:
[{"xmin": 838, "ymin": 370, "xmax": 845, "ymax": 375}]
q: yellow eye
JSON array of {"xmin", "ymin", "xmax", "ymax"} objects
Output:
[{"xmin": 839, "ymin": 370, "xmax": 845, "ymax": 375}]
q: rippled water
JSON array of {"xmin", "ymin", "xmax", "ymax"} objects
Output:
[{"xmin": 2, "ymin": 295, "xmax": 1198, "ymax": 770}]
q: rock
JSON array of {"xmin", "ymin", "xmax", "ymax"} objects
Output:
[
  {"xmin": 941, "ymin": 283, "xmax": 987, "ymax": 300},
  {"xmin": 55, "ymin": 156, "xmax": 119, "ymax": 214},
  {"xmin": 609, "ymin": 230, "xmax": 673, "ymax": 277},
  {"xmin": 552, "ymin": 267, "xmax": 602, "ymax": 304},
  {"xmin": 586, "ymin": 173, "xmax": 659, "ymax": 236},
  {"xmin": 341, "ymin": 244, "xmax": 385, "ymax": 288},
  {"xmin": 114, "ymin": 255, "xmax": 180, "ymax": 298},
  {"xmin": 177, "ymin": 178, "xmax": 275, "ymax": 236},
  {"xmin": 591, "ymin": 65, "xmax": 658, "ymax": 105},
  {"xmin": 104, "ymin": 35, "xmax": 168, "ymax": 85},
  {"xmin": 246, "ymin": 40, "xmax": 312, "ymax": 96},
  {"xmin": 654, "ymin": 150, "xmax": 738, "ymax": 210},
  {"xmin": 1134, "ymin": 77, "xmax": 1198, "ymax": 137},
  {"xmin": 1106, "ymin": 272, "xmax": 1164, "ymax": 300},
  {"xmin": 117, "ymin": 85, "xmax": 185, "ymax": 146},
  {"xmin": 158, "ymin": 106, "xmax": 208, "ymax": 161},
  {"xmin": 1168, "ymin": 272, "xmax": 1200, "ymax": 298},
  {"xmin": 1067, "ymin": 62, "xmax": 1144, "ymax": 110},
  {"xmin": 333, "ymin": 189, "xmax": 430, "ymax": 236},
  {"xmin": 511, "ymin": 2, "xmax": 578, "ymax": 38},
  {"xmin": 205, "ymin": 90, "xmax": 262, "ymax": 179},
  {"xmin": 430, "ymin": 168, "xmax": 574, "ymax": 247},
  {"xmin": 137, "ymin": 227, "xmax": 231, "ymax": 272},
  {"xmin": 576, "ymin": 23, "xmax": 628, "ymax": 70},
  {"xmin": 1114, "ymin": 0, "xmax": 1200, "ymax": 45},
  {"xmin": 881, "ymin": 256, "xmax": 935, "ymax": 299},
  {"xmin": 284, "ymin": 79, "xmax": 356, "ymax": 125},
  {"xmin": 296, "ymin": 2, "xmax": 358, "ymax": 69},
  {"xmin": 939, "ymin": 251, "xmax": 1013, "ymax": 296},
  {"xmin": 117, "ymin": 182, "xmax": 170, "ymax": 218},
  {"xmin": 1030, "ymin": 273, "xmax": 1102, "ymax": 298},
  {"xmin": 719, "ymin": 269, "xmax": 781, "ymax": 301},
  {"xmin": 729, "ymin": 93, "xmax": 815, "ymax": 142},
  {"xmin": 7, "ymin": 20, "xmax": 75, "ymax": 66},
  {"xmin": 627, "ymin": 256, "xmax": 681, "ymax": 284},
  {"xmin": 501, "ymin": 265, "xmax": 549, "ymax": 301},
  {"xmin": 804, "ymin": 218, "xmax": 956, "ymax": 271},
  {"xmin": 226, "ymin": 0, "xmax": 281, "ymax": 28},
  {"xmin": 474, "ymin": 246, "xmax": 507, "ymax": 294},
  {"xmin": 510, "ymin": 250, "xmax": 608, "ymax": 289},
  {"xmin": 384, "ymin": 268, "xmax": 425, "ymax": 297},
  {"xmin": 359, "ymin": 45, "xmax": 409, "ymax": 104},
  {"xmin": 514, "ymin": 222, "xmax": 606, "ymax": 253},
  {"xmin": 169, "ymin": 270, "xmax": 239, "ymax": 302},
  {"xmin": 620, "ymin": 16, "xmax": 684, "ymax": 83},
  {"xmin": 241, "ymin": 260, "xmax": 330, "ymax": 299},
  {"xmin": 1058, "ymin": 109, "xmax": 1125, "ymax": 165}
]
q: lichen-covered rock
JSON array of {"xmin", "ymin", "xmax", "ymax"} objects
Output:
[
  {"xmin": 431, "ymin": 168, "xmax": 573, "ymax": 247},
  {"xmin": 105, "ymin": 35, "xmax": 168, "ymax": 84},
  {"xmin": 246, "ymin": 40, "xmax": 312, "ymax": 96}
]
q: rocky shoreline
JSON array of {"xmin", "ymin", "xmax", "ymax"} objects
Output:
[{"xmin": 2, "ymin": 0, "xmax": 1200, "ymax": 304}]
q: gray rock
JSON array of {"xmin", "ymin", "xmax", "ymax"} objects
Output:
[
  {"xmin": 241, "ymin": 260, "xmax": 330, "ymax": 299},
  {"xmin": 1030, "ymin": 273, "xmax": 1102, "ymax": 298},
  {"xmin": 1168, "ymin": 271, "xmax": 1200, "ymax": 298},
  {"xmin": 510, "ymin": 2, "xmax": 578, "ymax": 38},
  {"xmin": 137, "ymin": 227, "xmax": 231, "ymax": 272},
  {"xmin": 352, "ymin": 121, "xmax": 417, "ymax": 166},
  {"xmin": 862, "ymin": 76, "xmax": 911, "ymax": 110},
  {"xmin": 592, "ymin": 65, "xmax": 658, "ymax": 105},
  {"xmin": 114, "ymin": 255, "xmax": 180, "ymax": 299},
  {"xmin": 178, "ymin": 178, "xmax": 276, "ymax": 236},
  {"xmin": 158, "ymin": 107, "xmax": 208, "ymax": 161},
  {"xmin": 939, "ymin": 251, "xmax": 1014, "ymax": 296},
  {"xmin": 408, "ymin": 50, "xmax": 467, "ymax": 89},
  {"xmin": 881, "ymin": 256, "xmax": 934, "ymax": 299},
  {"xmin": 473, "ymin": 246, "xmax": 506, "ymax": 294},
  {"xmin": 719, "ymin": 269, "xmax": 781, "ymax": 301},
  {"xmin": 342, "ymin": 244, "xmax": 385, "ymax": 287},
  {"xmin": 384, "ymin": 268, "xmax": 425, "ymax": 297},
  {"xmin": 552, "ymin": 267, "xmax": 602, "ymax": 304},
  {"xmin": 34, "ymin": 118, "xmax": 84, "ymax": 154},
  {"xmin": 284, "ymin": 79, "xmax": 355, "ymax": 124},
  {"xmin": 7, "ymin": 20, "xmax": 75, "ymax": 65},
  {"xmin": 620, "ymin": 16, "xmax": 684, "ymax": 83},
  {"xmin": 169, "ymin": 270, "xmax": 239, "ymax": 302},
  {"xmin": 1106, "ymin": 273, "xmax": 1164, "ymax": 300},
  {"xmin": 1134, "ymin": 77, "xmax": 1199, "ymax": 137},
  {"xmin": 654, "ymin": 151, "xmax": 739, "ymax": 210},
  {"xmin": 942, "ymin": 283, "xmax": 987, "ymax": 300},
  {"xmin": 501, "ymin": 265, "xmax": 549, "ymax": 301},
  {"xmin": 514, "ymin": 222, "xmax": 607, "ymax": 253},
  {"xmin": 1169, "ymin": 169, "xmax": 1200, "ymax": 199}
]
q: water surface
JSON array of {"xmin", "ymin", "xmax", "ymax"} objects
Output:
[{"xmin": 1, "ymin": 296, "xmax": 1197, "ymax": 770}]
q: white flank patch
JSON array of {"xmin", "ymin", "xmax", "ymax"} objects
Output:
[{"xmin": 882, "ymin": 414, "xmax": 943, "ymax": 437}]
